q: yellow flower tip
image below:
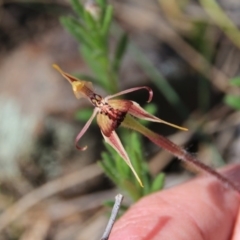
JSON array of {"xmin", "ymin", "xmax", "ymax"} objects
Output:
[
  {"xmin": 179, "ymin": 126, "xmax": 188, "ymax": 131},
  {"xmin": 52, "ymin": 64, "xmax": 63, "ymax": 73},
  {"xmin": 135, "ymin": 174, "xmax": 144, "ymax": 187},
  {"xmin": 173, "ymin": 125, "xmax": 188, "ymax": 131},
  {"xmin": 160, "ymin": 120, "xmax": 188, "ymax": 132}
]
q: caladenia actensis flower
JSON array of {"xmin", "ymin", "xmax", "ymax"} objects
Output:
[{"xmin": 53, "ymin": 64, "xmax": 240, "ymax": 193}]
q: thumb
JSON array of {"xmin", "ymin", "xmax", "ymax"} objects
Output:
[{"xmin": 110, "ymin": 164, "xmax": 240, "ymax": 240}]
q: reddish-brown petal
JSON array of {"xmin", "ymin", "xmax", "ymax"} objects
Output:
[
  {"xmin": 128, "ymin": 101, "xmax": 188, "ymax": 131},
  {"xmin": 101, "ymin": 130, "xmax": 143, "ymax": 187},
  {"xmin": 105, "ymin": 86, "xmax": 153, "ymax": 103}
]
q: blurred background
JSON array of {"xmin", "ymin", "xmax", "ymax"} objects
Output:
[{"xmin": 0, "ymin": 0, "xmax": 240, "ymax": 239}]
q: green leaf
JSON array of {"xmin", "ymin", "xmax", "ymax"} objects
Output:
[
  {"xmin": 80, "ymin": 45, "xmax": 108, "ymax": 87},
  {"xmin": 80, "ymin": 44, "xmax": 106, "ymax": 69},
  {"xmin": 100, "ymin": 5, "xmax": 113, "ymax": 36},
  {"xmin": 75, "ymin": 108, "xmax": 94, "ymax": 122},
  {"xmin": 130, "ymin": 45, "xmax": 189, "ymax": 118},
  {"xmin": 96, "ymin": 0, "xmax": 107, "ymax": 9},
  {"xmin": 224, "ymin": 95, "xmax": 240, "ymax": 110},
  {"xmin": 115, "ymin": 156, "xmax": 130, "ymax": 182},
  {"xmin": 113, "ymin": 33, "xmax": 128, "ymax": 72},
  {"xmin": 84, "ymin": 9, "xmax": 98, "ymax": 31},
  {"xmin": 230, "ymin": 77, "xmax": 240, "ymax": 86},
  {"xmin": 60, "ymin": 17, "xmax": 96, "ymax": 49},
  {"xmin": 71, "ymin": 0, "xmax": 84, "ymax": 17},
  {"xmin": 103, "ymin": 200, "xmax": 115, "ymax": 208},
  {"xmin": 144, "ymin": 103, "xmax": 158, "ymax": 115},
  {"xmin": 104, "ymin": 141, "xmax": 118, "ymax": 157},
  {"xmin": 150, "ymin": 173, "xmax": 165, "ymax": 193},
  {"xmin": 98, "ymin": 154, "xmax": 118, "ymax": 184},
  {"xmin": 101, "ymin": 151, "xmax": 115, "ymax": 170},
  {"xmin": 103, "ymin": 200, "xmax": 129, "ymax": 214}
]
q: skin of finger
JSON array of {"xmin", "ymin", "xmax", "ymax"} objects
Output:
[
  {"xmin": 110, "ymin": 164, "xmax": 240, "ymax": 240},
  {"xmin": 232, "ymin": 201, "xmax": 240, "ymax": 240}
]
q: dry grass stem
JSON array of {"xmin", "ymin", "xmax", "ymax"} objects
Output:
[{"xmin": 0, "ymin": 164, "xmax": 102, "ymax": 232}]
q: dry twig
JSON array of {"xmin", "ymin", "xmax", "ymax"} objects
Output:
[
  {"xmin": 0, "ymin": 163, "xmax": 102, "ymax": 232},
  {"xmin": 100, "ymin": 194, "xmax": 124, "ymax": 240}
]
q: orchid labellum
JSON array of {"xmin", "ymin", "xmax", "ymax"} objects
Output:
[{"xmin": 53, "ymin": 64, "xmax": 240, "ymax": 193}]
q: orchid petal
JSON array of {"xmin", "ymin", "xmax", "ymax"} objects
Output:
[
  {"xmin": 105, "ymin": 86, "xmax": 153, "ymax": 103},
  {"xmin": 53, "ymin": 64, "xmax": 94, "ymax": 99},
  {"xmin": 128, "ymin": 101, "xmax": 188, "ymax": 131},
  {"xmin": 102, "ymin": 130, "xmax": 143, "ymax": 187},
  {"xmin": 75, "ymin": 108, "xmax": 98, "ymax": 150}
]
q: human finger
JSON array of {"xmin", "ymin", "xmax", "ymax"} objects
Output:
[{"xmin": 110, "ymin": 164, "xmax": 240, "ymax": 240}]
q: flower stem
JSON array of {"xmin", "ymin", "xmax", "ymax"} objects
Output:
[{"xmin": 122, "ymin": 115, "xmax": 240, "ymax": 194}]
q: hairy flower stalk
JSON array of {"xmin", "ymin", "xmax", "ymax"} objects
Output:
[
  {"xmin": 122, "ymin": 115, "xmax": 240, "ymax": 193},
  {"xmin": 53, "ymin": 64, "xmax": 240, "ymax": 192}
]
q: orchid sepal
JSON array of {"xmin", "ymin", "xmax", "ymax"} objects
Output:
[
  {"xmin": 53, "ymin": 64, "xmax": 95, "ymax": 100},
  {"xmin": 128, "ymin": 101, "xmax": 188, "ymax": 131},
  {"xmin": 101, "ymin": 130, "xmax": 143, "ymax": 187}
]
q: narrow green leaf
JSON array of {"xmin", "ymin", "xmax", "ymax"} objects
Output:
[
  {"xmin": 130, "ymin": 44, "xmax": 189, "ymax": 118},
  {"xmin": 84, "ymin": 9, "xmax": 98, "ymax": 30},
  {"xmin": 104, "ymin": 142, "xmax": 131, "ymax": 185},
  {"xmin": 80, "ymin": 45, "xmax": 108, "ymax": 88},
  {"xmin": 150, "ymin": 173, "xmax": 165, "ymax": 193},
  {"xmin": 115, "ymin": 155, "xmax": 130, "ymax": 180},
  {"xmin": 96, "ymin": 0, "xmax": 107, "ymax": 9},
  {"xmin": 141, "ymin": 166, "xmax": 152, "ymax": 195},
  {"xmin": 103, "ymin": 200, "xmax": 128, "ymax": 215},
  {"xmin": 124, "ymin": 132, "xmax": 148, "ymax": 193},
  {"xmin": 100, "ymin": 5, "xmax": 113, "ymax": 36},
  {"xmin": 99, "ymin": 154, "xmax": 118, "ymax": 184},
  {"xmin": 60, "ymin": 17, "xmax": 96, "ymax": 49},
  {"xmin": 230, "ymin": 77, "xmax": 240, "ymax": 86},
  {"xmin": 144, "ymin": 103, "xmax": 158, "ymax": 115},
  {"xmin": 121, "ymin": 179, "xmax": 142, "ymax": 201},
  {"xmin": 103, "ymin": 200, "xmax": 115, "ymax": 208},
  {"xmin": 224, "ymin": 95, "xmax": 240, "ymax": 110},
  {"xmin": 104, "ymin": 141, "xmax": 118, "ymax": 157},
  {"xmin": 75, "ymin": 108, "xmax": 94, "ymax": 122},
  {"xmin": 71, "ymin": 0, "xmax": 84, "ymax": 17},
  {"xmin": 113, "ymin": 33, "xmax": 128, "ymax": 72}
]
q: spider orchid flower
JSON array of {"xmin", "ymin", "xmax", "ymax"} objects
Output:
[{"xmin": 53, "ymin": 64, "xmax": 240, "ymax": 192}]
